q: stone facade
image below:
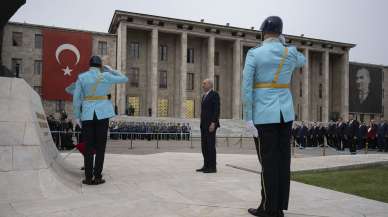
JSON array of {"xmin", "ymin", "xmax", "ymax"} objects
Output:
[
  {"xmin": 1, "ymin": 10, "xmax": 363, "ymax": 122},
  {"xmin": 108, "ymin": 10, "xmax": 354, "ymax": 121}
]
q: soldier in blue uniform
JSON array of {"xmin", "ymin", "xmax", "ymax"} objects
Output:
[
  {"xmin": 242, "ymin": 16, "xmax": 305, "ymax": 217},
  {"xmin": 73, "ymin": 55, "xmax": 128, "ymax": 185}
]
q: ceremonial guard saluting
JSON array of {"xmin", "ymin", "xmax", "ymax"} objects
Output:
[
  {"xmin": 73, "ymin": 56, "xmax": 128, "ymax": 185},
  {"xmin": 242, "ymin": 16, "xmax": 305, "ymax": 217}
]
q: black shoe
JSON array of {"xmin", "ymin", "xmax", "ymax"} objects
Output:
[
  {"xmin": 203, "ymin": 168, "xmax": 217, "ymax": 173},
  {"xmin": 196, "ymin": 167, "xmax": 205, "ymax": 172},
  {"xmin": 82, "ymin": 179, "xmax": 95, "ymax": 185},
  {"xmin": 248, "ymin": 208, "xmax": 275, "ymax": 217},
  {"xmin": 93, "ymin": 178, "xmax": 105, "ymax": 185},
  {"xmin": 278, "ymin": 210, "xmax": 284, "ymax": 217}
]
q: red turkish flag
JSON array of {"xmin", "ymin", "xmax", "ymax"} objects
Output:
[{"xmin": 42, "ymin": 29, "xmax": 92, "ymax": 101}]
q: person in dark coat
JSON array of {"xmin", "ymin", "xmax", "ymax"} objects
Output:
[
  {"xmin": 326, "ymin": 121, "xmax": 336, "ymax": 148},
  {"xmin": 346, "ymin": 114, "xmax": 359, "ymax": 154},
  {"xmin": 336, "ymin": 118, "xmax": 347, "ymax": 151},
  {"xmin": 317, "ymin": 123, "xmax": 326, "ymax": 147},
  {"xmin": 197, "ymin": 79, "xmax": 220, "ymax": 173},
  {"xmin": 298, "ymin": 122, "xmax": 307, "ymax": 149},
  {"xmin": 377, "ymin": 118, "xmax": 387, "ymax": 152},
  {"xmin": 358, "ymin": 122, "xmax": 368, "ymax": 150},
  {"xmin": 367, "ymin": 120, "xmax": 378, "ymax": 149}
]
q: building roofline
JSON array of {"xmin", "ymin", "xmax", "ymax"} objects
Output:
[
  {"xmin": 109, "ymin": 10, "xmax": 356, "ymax": 48},
  {"xmin": 7, "ymin": 21, "xmax": 116, "ymax": 37},
  {"xmin": 350, "ymin": 61, "xmax": 388, "ymax": 69}
]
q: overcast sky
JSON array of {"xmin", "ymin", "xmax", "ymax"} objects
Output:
[{"xmin": 10, "ymin": 0, "xmax": 388, "ymax": 66}]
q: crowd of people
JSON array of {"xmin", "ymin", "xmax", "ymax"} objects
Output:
[
  {"xmin": 47, "ymin": 111, "xmax": 192, "ymax": 150},
  {"xmin": 109, "ymin": 121, "xmax": 191, "ymax": 141},
  {"xmin": 47, "ymin": 111, "xmax": 81, "ymax": 150},
  {"xmin": 292, "ymin": 115, "xmax": 388, "ymax": 154}
]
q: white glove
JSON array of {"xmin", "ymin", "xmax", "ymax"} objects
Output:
[
  {"xmin": 75, "ymin": 119, "xmax": 82, "ymax": 128},
  {"xmin": 245, "ymin": 120, "xmax": 258, "ymax": 138},
  {"xmin": 103, "ymin": 65, "xmax": 113, "ymax": 71},
  {"xmin": 279, "ymin": 35, "xmax": 286, "ymax": 45}
]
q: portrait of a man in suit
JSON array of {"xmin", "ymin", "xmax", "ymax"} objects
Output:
[{"xmin": 349, "ymin": 65, "xmax": 382, "ymax": 114}]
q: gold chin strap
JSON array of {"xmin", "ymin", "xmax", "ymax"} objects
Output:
[{"xmin": 255, "ymin": 47, "xmax": 289, "ymax": 89}]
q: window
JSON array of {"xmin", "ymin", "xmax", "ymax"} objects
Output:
[
  {"xmin": 319, "ymin": 83, "xmax": 322, "ymax": 99},
  {"xmin": 187, "ymin": 73, "xmax": 194, "ymax": 90},
  {"xmin": 319, "ymin": 106, "xmax": 322, "ymax": 122},
  {"xmin": 383, "ymin": 88, "xmax": 384, "ymax": 99},
  {"xmin": 11, "ymin": 58, "xmax": 22, "ymax": 78},
  {"xmin": 12, "ymin": 32, "xmax": 22, "ymax": 47},
  {"xmin": 129, "ymin": 42, "xmax": 140, "ymax": 58},
  {"xmin": 55, "ymin": 100, "xmax": 65, "ymax": 112},
  {"xmin": 214, "ymin": 75, "xmax": 220, "ymax": 92},
  {"xmin": 127, "ymin": 96, "xmax": 140, "ymax": 116},
  {"xmin": 159, "ymin": 70, "xmax": 167, "ymax": 88},
  {"xmin": 299, "ymin": 81, "xmax": 303, "ymax": 97},
  {"xmin": 187, "ymin": 48, "xmax": 194, "ymax": 63},
  {"xmin": 34, "ymin": 34, "xmax": 42, "ymax": 49},
  {"xmin": 157, "ymin": 98, "xmax": 168, "ymax": 117},
  {"xmin": 319, "ymin": 62, "xmax": 323, "ymax": 76},
  {"xmin": 98, "ymin": 41, "xmax": 108, "ymax": 56},
  {"xmin": 33, "ymin": 86, "xmax": 42, "ymax": 95},
  {"xmin": 184, "ymin": 99, "xmax": 195, "ymax": 118},
  {"xmin": 34, "ymin": 60, "xmax": 42, "ymax": 75},
  {"xmin": 128, "ymin": 68, "xmax": 139, "ymax": 87},
  {"xmin": 215, "ymin": 51, "xmax": 220, "ymax": 66},
  {"xmin": 159, "ymin": 45, "xmax": 168, "ymax": 61}
]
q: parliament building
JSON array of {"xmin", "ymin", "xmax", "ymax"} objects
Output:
[{"xmin": 2, "ymin": 10, "xmax": 388, "ymax": 122}]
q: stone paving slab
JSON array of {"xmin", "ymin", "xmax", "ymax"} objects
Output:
[{"xmin": 1, "ymin": 152, "xmax": 388, "ymax": 217}]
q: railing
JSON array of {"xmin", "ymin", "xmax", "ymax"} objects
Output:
[{"xmin": 49, "ymin": 131, "xmax": 380, "ymax": 156}]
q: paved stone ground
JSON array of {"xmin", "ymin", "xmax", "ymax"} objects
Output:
[{"xmin": 2, "ymin": 152, "xmax": 388, "ymax": 217}]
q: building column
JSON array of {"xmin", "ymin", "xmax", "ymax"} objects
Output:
[
  {"xmin": 207, "ymin": 36, "xmax": 215, "ymax": 80},
  {"xmin": 302, "ymin": 49, "xmax": 310, "ymax": 121},
  {"xmin": 179, "ymin": 32, "xmax": 188, "ymax": 118},
  {"xmin": 148, "ymin": 28, "xmax": 158, "ymax": 117},
  {"xmin": 116, "ymin": 22, "xmax": 127, "ymax": 115},
  {"xmin": 232, "ymin": 39, "xmax": 241, "ymax": 119},
  {"xmin": 341, "ymin": 51, "xmax": 349, "ymax": 120},
  {"xmin": 322, "ymin": 51, "xmax": 330, "ymax": 122}
]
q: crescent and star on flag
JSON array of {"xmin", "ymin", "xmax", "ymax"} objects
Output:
[{"xmin": 55, "ymin": 43, "xmax": 81, "ymax": 76}]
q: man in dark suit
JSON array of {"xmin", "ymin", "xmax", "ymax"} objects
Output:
[
  {"xmin": 377, "ymin": 117, "xmax": 387, "ymax": 152},
  {"xmin": 298, "ymin": 122, "xmax": 307, "ymax": 149},
  {"xmin": 359, "ymin": 122, "xmax": 368, "ymax": 150},
  {"xmin": 336, "ymin": 118, "xmax": 347, "ymax": 151},
  {"xmin": 346, "ymin": 114, "xmax": 359, "ymax": 154},
  {"xmin": 197, "ymin": 79, "xmax": 220, "ymax": 173}
]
